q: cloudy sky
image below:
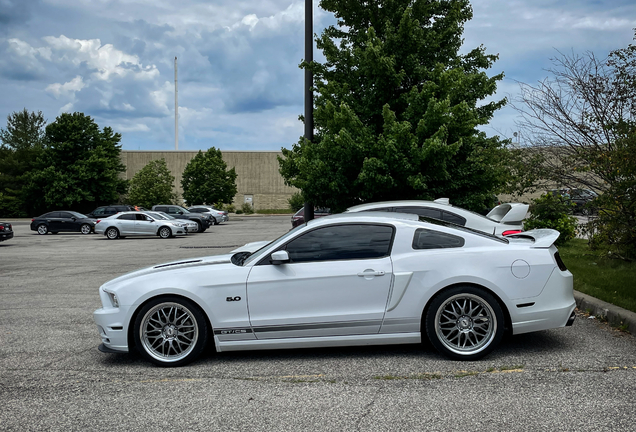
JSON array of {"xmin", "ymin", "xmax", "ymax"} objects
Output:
[{"xmin": 1, "ymin": 0, "xmax": 635, "ymax": 151}]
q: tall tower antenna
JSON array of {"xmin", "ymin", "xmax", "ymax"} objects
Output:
[{"xmin": 175, "ymin": 56, "xmax": 179, "ymax": 150}]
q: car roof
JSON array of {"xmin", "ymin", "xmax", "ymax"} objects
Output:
[
  {"xmin": 307, "ymin": 211, "xmax": 419, "ymax": 226},
  {"xmin": 346, "ymin": 199, "xmax": 454, "ymax": 212}
]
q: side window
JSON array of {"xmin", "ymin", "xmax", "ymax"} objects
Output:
[
  {"xmin": 284, "ymin": 224, "xmax": 394, "ymax": 263},
  {"xmin": 135, "ymin": 214, "xmax": 149, "ymax": 221},
  {"xmin": 166, "ymin": 207, "xmax": 177, "ymax": 214},
  {"xmin": 442, "ymin": 211, "xmax": 466, "ymax": 226},
  {"xmin": 155, "ymin": 207, "xmax": 167, "ymax": 212},
  {"xmin": 93, "ymin": 208, "xmax": 105, "ymax": 216},
  {"xmin": 58, "ymin": 212, "xmax": 72, "ymax": 219},
  {"xmin": 362, "ymin": 207, "xmax": 393, "ymax": 213},
  {"xmin": 105, "ymin": 207, "xmax": 118, "ymax": 215},
  {"xmin": 47, "ymin": 212, "xmax": 61, "ymax": 218},
  {"xmin": 117, "ymin": 214, "xmax": 136, "ymax": 220},
  {"xmin": 412, "ymin": 228, "xmax": 465, "ymax": 250},
  {"xmin": 395, "ymin": 206, "xmax": 442, "ymax": 219}
]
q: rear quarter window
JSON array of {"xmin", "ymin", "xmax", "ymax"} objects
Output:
[{"xmin": 412, "ymin": 228, "xmax": 465, "ymax": 250}]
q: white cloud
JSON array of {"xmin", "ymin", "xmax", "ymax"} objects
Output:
[{"xmin": 45, "ymin": 75, "xmax": 86, "ymax": 98}]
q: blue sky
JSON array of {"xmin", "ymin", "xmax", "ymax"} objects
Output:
[{"xmin": 0, "ymin": 0, "xmax": 635, "ymax": 150}]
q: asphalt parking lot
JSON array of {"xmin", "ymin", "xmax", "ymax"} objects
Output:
[{"xmin": 1, "ymin": 216, "xmax": 636, "ymax": 431}]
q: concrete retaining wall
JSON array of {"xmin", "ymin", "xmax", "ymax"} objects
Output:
[{"xmin": 120, "ymin": 151, "xmax": 298, "ymax": 210}]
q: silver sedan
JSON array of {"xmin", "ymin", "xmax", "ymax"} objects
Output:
[
  {"xmin": 94, "ymin": 212, "xmax": 187, "ymax": 239},
  {"xmin": 144, "ymin": 211, "xmax": 199, "ymax": 233}
]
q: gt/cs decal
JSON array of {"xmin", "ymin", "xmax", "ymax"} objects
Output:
[{"xmin": 226, "ymin": 296, "xmax": 242, "ymax": 302}]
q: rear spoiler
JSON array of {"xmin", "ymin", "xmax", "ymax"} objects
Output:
[
  {"xmin": 506, "ymin": 229, "xmax": 560, "ymax": 248},
  {"xmin": 487, "ymin": 203, "xmax": 529, "ymax": 224}
]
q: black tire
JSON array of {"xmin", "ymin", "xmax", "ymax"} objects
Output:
[
  {"xmin": 213, "ymin": 217, "xmax": 219, "ymax": 225},
  {"xmin": 425, "ymin": 286, "xmax": 504, "ymax": 361},
  {"xmin": 37, "ymin": 224, "xmax": 48, "ymax": 235},
  {"xmin": 133, "ymin": 296, "xmax": 208, "ymax": 367},
  {"xmin": 196, "ymin": 221, "xmax": 204, "ymax": 233},
  {"xmin": 80, "ymin": 224, "xmax": 92, "ymax": 235},
  {"xmin": 105, "ymin": 227, "xmax": 120, "ymax": 240},
  {"xmin": 158, "ymin": 226, "xmax": 172, "ymax": 239}
]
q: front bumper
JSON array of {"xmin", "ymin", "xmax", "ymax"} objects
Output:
[{"xmin": 93, "ymin": 306, "xmax": 131, "ymax": 353}]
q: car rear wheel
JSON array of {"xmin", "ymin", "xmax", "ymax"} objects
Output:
[
  {"xmin": 80, "ymin": 224, "xmax": 92, "ymax": 235},
  {"xmin": 196, "ymin": 221, "xmax": 204, "ymax": 233},
  {"xmin": 158, "ymin": 226, "xmax": 172, "ymax": 239},
  {"xmin": 213, "ymin": 217, "xmax": 219, "ymax": 225},
  {"xmin": 37, "ymin": 224, "xmax": 48, "ymax": 235},
  {"xmin": 105, "ymin": 227, "xmax": 119, "ymax": 240},
  {"xmin": 133, "ymin": 297, "xmax": 208, "ymax": 367},
  {"xmin": 425, "ymin": 286, "xmax": 504, "ymax": 361}
]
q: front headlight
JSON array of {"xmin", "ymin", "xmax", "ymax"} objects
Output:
[{"xmin": 104, "ymin": 289, "xmax": 119, "ymax": 308}]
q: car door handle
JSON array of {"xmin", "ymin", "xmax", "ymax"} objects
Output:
[{"xmin": 357, "ymin": 270, "xmax": 385, "ymax": 277}]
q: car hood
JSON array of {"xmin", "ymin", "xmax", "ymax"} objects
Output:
[
  {"xmin": 231, "ymin": 240, "xmax": 272, "ymax": 253},
  {"xmin": 102, "ymin": 253, "xmax": 234, "ymax": 289}
]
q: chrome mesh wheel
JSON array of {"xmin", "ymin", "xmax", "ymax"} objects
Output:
[
  {"xmin": 139, "ymin": 302, "xmax": 199, "ymax": 363},
  {"xmin": 434, "ymin": 293, "xmax": 497, "ymax": 356}
]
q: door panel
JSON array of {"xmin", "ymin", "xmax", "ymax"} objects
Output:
[{"xmin": 246, "ymin": 257, "xmax": 393, "ymax": 339}]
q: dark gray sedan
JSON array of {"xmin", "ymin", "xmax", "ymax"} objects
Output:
[{"xmin": 30, "ymin": 211, "xmax": 95, "ymax": 235}]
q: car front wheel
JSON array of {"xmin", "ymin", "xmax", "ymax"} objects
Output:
[
  {"xmin": 158, "ymin": 226, "xmax": 172, "ymax": 239},
  {"xmin": 133, "ymin": 297, "xmax": 208, "ymax": 367},
  {"xmin": 425, "ymin": 286, "xmax": 504, "ymax": 361},
  {"xmin": 80, "ymin": 224, "xmax": 92, "ymax": 235},
  {"xmin": 105, "ymin": 227, "xmax": 119, "ymax": 240},
  {"xmin": 37, "ymin": 224, "xmax": 48, "ymax": 235}
]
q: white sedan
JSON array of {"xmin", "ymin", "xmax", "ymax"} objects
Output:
[
  {"xmin": 144, "ymin": 211, "xmax": 199, "ymax": 233},
  {"xmin": 345, "ymin": 198, "xmax": 529, "ymax": 236},
  {"xmin": 94, "ymin": 212, "xmax": 575, "ymax": 366},
  {"xmin": 94, "ymin": 211, "xmax": 187, "ymax": 239}
]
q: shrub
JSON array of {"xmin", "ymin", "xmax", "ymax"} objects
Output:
[
  {"xmin": 524, "ymin": 192, "xmax": 578, "ymax": 245},
  {"xmin": 287, "ymin": 192, "xmax": 305, "ymax": 212},
  {"xmin": 235, "ymin": 209, "xmax": 243, "ymax": 215},
  {"xmin": 241, "ymin": 203, "xmax": 254, "ymax": 214},
  {"xmin": 225, "ymin": 204, "xmax": 236, "ymax": 213}
]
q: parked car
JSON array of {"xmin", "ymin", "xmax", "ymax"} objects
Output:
[
  {"xmin": 94, "ymin": 211, "xmax": 187, "ymax": 239},
  {"xmin": 94, "ymin": 211, "xmax": 575, "ymax": 367},
  {"xmin": 345, "ymin": 198, "xmax": 529, "ymax": 236},
  {"xmin": 0, "ymin": 222, "xmax": 14, "ymax": 242},
  {"xmin": 187, "ymin": 206, "xmax": 229, "ymax": 225},
  {"xmin": 144, "ymin": 211, "xmax": 199, "ymax": 233},
  {"xmin": 151, "ymin": 205, "xmax": 210, "ymax": 233},
  {"xmin": 549, "ymin": 188, "xmax": 598, "ymax": 215},
  {"xmin": 30, "ymin": 211, "xmax": 95, "ymax": 235},
  {"xmin": 86, "ymin": 205, "xmax": 137, "ymax": 219},
  {"xmin": 291, "ymin": 207, "xmax": 331, "ymax": 227}
]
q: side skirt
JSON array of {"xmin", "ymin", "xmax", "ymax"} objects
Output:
[{"xmin": 215, "ymin": 332, "xmax": 422, "ymax": 352}]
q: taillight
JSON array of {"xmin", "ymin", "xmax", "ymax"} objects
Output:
[
  {"xmin": 502, "ymin": 230, "xmax": 523, "ymax": 236},
  {"xmin": 0, "ymin": 226, "xmax": 4, "ymax": 231}
]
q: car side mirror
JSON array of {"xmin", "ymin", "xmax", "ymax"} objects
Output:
[{"xmin": 270, "ymin": 250, "xmax": 290, "ymax": 265}]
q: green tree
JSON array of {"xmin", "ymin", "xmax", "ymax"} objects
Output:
[
  {"xmin": 279, "ymin": 0, "xmax": 508, "ymax": 212},
  {"xmin": 514, "ymin": 32, "xmax": 636, "ymax": 260},
  {"xmin": 181, "ymin": 148, "xmax": 237, "ymax": 205},
  {"xmin": 0, "ymin": 109, "xmax": 46, "ymax": 216},
  {"xmin": 127, "ymin": 159, "xmax": 177, "ymax": 209},
  {"xmin": 23, "ymin": 112, "xmax": 127, "ymax": 214}
]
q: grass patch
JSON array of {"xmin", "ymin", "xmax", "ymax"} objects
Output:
[
  {"xmin": 255, "ymin": 209, "xmax": 294, "ymax": 214},
  {"xmin": 559, "ymin": 239, "xmax": 636, "ymax": 313}
]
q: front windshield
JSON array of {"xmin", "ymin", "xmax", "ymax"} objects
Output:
[
  {"xmin": 146, "ymin": 212, "xmax": 168, "ymax": 220},
  {"xmin": 242, "ymin": 225, "xmax": 305, "ymax": 266}
]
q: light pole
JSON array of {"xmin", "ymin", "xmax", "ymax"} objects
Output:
[{"xmin": 303, "ymin": 0, "xmax": 315, "ymax": 222}]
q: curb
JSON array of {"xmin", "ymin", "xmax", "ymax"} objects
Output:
[{"xmin": 574, "ymin": 290, "xmax": 636, "ymax": 334}]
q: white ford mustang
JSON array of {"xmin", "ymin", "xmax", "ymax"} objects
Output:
[{"xmin": 94, "ymin": 212, "xmax": 575, "ymax": 367}]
